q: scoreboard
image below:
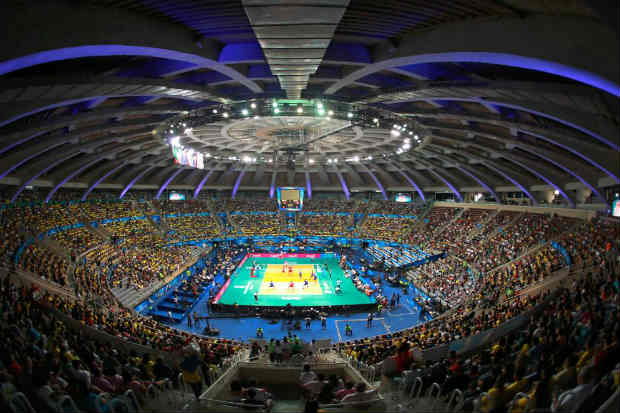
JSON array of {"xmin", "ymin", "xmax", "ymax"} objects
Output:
[{"xmin": 277, "ymin": 187, "xmax": 304, "ymax": 211}]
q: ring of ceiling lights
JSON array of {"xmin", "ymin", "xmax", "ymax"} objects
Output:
[{"xmin": 156, "ymin": 99, "xmax": 428, "ymax": 167}]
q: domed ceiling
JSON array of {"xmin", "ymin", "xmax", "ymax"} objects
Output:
[{"xmin": 0, "ymin": 0, "xmax": 618, "ymax": 206}]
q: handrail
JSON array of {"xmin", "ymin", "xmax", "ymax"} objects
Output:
[
  {"xmin": 596, "ymin": 387, "xmax": 620, "ymax": 413},
  {"xmin": 320, "ymin": 395, "xmax": 384, "ymax": 409},
  {"xmin": 411, "ymin": 377, "xmax": 424, "ymax": 400},
  {"xmin": 2, "ymin": 266, "xmax": 78, "ymax": 301},
  {"xmin": 448, "ymin": 388, "xmax": 465, "ymax": 412},
  {"xmin": 202, "ymin": 398, "xmax": 269, "ymax": 411}
]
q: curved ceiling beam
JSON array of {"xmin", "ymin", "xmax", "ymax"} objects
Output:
[
  {"xmin": 305, "ymin": 172, "xmax": 312, "ymax": 199},
  {"xmin": 421, "ymin": 147, "xmax": 501, "ymax": 202},
  {"xmin": 407, "ymin": 108, "xmax": 617, "ymax": 182},
  {"xmin": 119, "ymin": 165, "xmax": 157, "ymax": 199},
  {"xmin": 269, "ymin": 170, "xmax": 277, "ymax": 199},
  {"xmin": 455, "ymin": 166, "xmax": 500, "ymax": 203},
  {"xmin": 193, "ymin": 165, "xmax": 218, "ymax": 199},
  {"xmin": 0, "ymin": 128, "xmax": 153, "ymax": 181},
  {"xmin": 82, "ymin": 161, "xmax": 129, "ymax": 201},
  {"xmin": 324, "ymin": 15, "xmax": 619, "ymax": 96},
  {"xmin": 12, "ymin": 151, "xmax": 82, "ymax": 202},
  {"xmin": 503, "ymin": 157, "xmax": 576, "ymax": 208},
  {"xmin": 0, "ymin": 117, "xmax": 163, "ymax": 156},
  {"xmin": 333, "ymin": 169, "xmax": 350, "ymax": 200},
  {"xmin": 0, "ymin": 47, "xmax": 262, "ymax": 93},
  {"xmin": 405, "ymin": 154, "xmax": 462, "ymax": 200},
  {"xmin": 45, "ymin": 157, "xmax": 104, "ymax": 203},
  {"xmin": 423, "ymin": 120, "xmax": 618, "ymax": 183},
  {"xmin": 429, "ymin": 140, "xmax": 575, "ymax": 206},
  {"xmin": 155, "ymin": 168, "xmax": 185, "ymax": 200},
  {"xmin": 387, "ymin": 161, "xmax": 425, "ymax": 201},
  {"xmin": 358, "ymin": 163, "xmax": 387, "ymax": 200},
  {"xmin": 342, "ymin": 164, "xmax": 364, "ymax": 186},
  {"xmin": 427, "ymin": 141, "xmax": 571, "ymax": 200},
  {"xmin": 0, "ymin": 1, "xmax": 262, "ymax": 92},
  {"xmin": 231, "ymin": 167, "xmax": 247, "ymax": 199},
  {"xmin": 390, "ymin": 97, "xmax": 618, "ymax": 151},
  {"xmin": 482, "ymin": 162, "xmax": 537, "ymax": 205},
  {"xmin": 0, "ymin": 77, "xmax": 224, "ymax": 128},
  {"xmin": 424, "ymin": 136, "xmax": 538, "ymax": 204},
  {"xmin": 0, "ymin": 104, "xmax": 184, "ymax": 154}
]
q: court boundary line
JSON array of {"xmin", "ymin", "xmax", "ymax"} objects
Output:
[{"xmin": 334, "ymin": 317, "xmax": 386, "ymax": 342}]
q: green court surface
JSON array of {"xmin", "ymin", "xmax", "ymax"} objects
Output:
[{"xmin": 214, "ymin": 254, "xmax": 376, "ymax": 307}]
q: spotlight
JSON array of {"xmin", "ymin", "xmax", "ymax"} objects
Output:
[
  {"xmin": 328, "ymin": 110, "xmax": 334, "ymax": 116},
  {"xmin": 317, "ymin": 108, "xmax": 325, "ymax": 116},
  {"xmin": 297, "ymin": 106, "xmax": 303, "ymax": 114},
  {"xmin": 309, "ymin": 158, "xmax": 314, "ymax": 164},
  {"xmin": 316, "ymin": 101, "xmax": 323, "ymax": 109},
  {"xmin": 274, "ymin": 108, "xmax": 280, "ymax": 114},
  {"xmin": 347, "ymin": 112, "xmax": 353, "ymax": 118},
  {"xmin": 254, "ymin": 115, "xmax": 260, "ymax": 119},
  {"xmin": 242, "ymin": 109, "xmax": 249, "ymax": 116},
  {"xmin": 212, "ymin": 109, "xmax": 218, "ymax": 114},
  {"xmin": 250, "ymin": 102, "xmax": 257, "ymax": 109},
  {"xmin": 391, "ymin": 130, "xmax": 401, "ymax": 137},
  {"xmin": 373, "ymin": 118, "xmax": 379, "ymax": 123},
  {"xmin": 223, "ymin": 112, "xmax": 229, "ymax": 118},
  {"xmin": 353, "ymin": 156, "xmax": 359, "ymax": 162},
  {"xmin": 182, "ymin": 123, "xmax": 186, "ymax": 127}
]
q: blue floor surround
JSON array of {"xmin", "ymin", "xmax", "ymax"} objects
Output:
[{"xmin": 161, "ymin": 248, "xmax": 430, "ymax": 343}]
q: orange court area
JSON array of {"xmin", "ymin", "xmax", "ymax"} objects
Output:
[{"xmin": 258, "ymin": 263, "xmax": 323, "ymax": 295}]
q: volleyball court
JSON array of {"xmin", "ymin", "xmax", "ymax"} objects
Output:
[{"xmin": 258, "ymin": 262, "xmax": 323, "ymax": 295}]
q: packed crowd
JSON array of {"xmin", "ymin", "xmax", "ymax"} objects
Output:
[
  {"xmin": 341, "ymin": 260, "xmax": 619, "ymax": 413},
  {"xmin": 359, "ymin": 216, "xmax": 417, "ymax": 241},
  {"xmin": 456, "ymin": 213, "xmax": 575, "ymax": 272},
  {"xmin": 0, "ymin": 272, "xmax": 244, "ymax": 412},
  {"xmin": 408, "ymin": 207, "xmax": 462, "ymax": 250},
  {"xmin": 166, "ymin": 215, "xmax": 222, "ymax": 241},
  {"xmin": 299, "ymin": 213, "xmax": 347, "ymax": 236},
  {"xmin": 52, "ymin": 227, "xmax": 101, "ymax": 259},
  {"xmin": 1, "ymin": 187, "xmax": 619, "ymax": 412},
  {"xmin": 407, "ymin": 257, "xmax": 476, "ymax": 307},
  {"xmin": 229, "ymin": 214, "xmax": 281, "ymax": 236}
]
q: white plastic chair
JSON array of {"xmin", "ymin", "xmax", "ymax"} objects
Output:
[
  {"xmin": 57, "ymin": 395, "xmax": 80, "ymax": 413},
  {"xmin": 124, "ymin": 389, "xmax": 140, "ymax": 412},
  {"xmin": 426, "ymin": 382, "xmax": 442, "ymax": 412},
  {"xmin": 8, "ymin": 392, "xmax": 36, "ymax": 413},
  {"xmin": 448, "ymin": 389, "xmax": 465, "ymax": 412}
]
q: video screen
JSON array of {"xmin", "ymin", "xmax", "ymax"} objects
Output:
[
  {"xmin": 394, "ymin": 193, "xmax": 412, "ymax": 203},
  {"xmin": 277, "ymin": 187, "xmax": 304, "ymax": 211},
  {"xmin": 169, "ymin": 191, "xmax": 186, "ymax": 201},
  {"xmin": 613, "ymin": 198, "xmax": 620, "ymax": 217},
  {"xmin": 172, "ymin": 144, "xmax": 205, "ymax": 169}
]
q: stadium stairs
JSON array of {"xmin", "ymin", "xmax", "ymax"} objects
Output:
[
  {"xmin": 487, "ymin": 211, "xmax": 524, "ymax": 239},
  {"xmin": 145, "ymin": 213, "xmax": 166, "ymax": 238},
  {"xmin": 432, "ymin": 208, "xmax": 465, "ymax": 238},
  {"xmin": 461, "ymin": 209, "xmax": 500, "ymax": 242},
  {"xmin": 37, "ymin": 235, "xmax": 72, "ymax": 262}
]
